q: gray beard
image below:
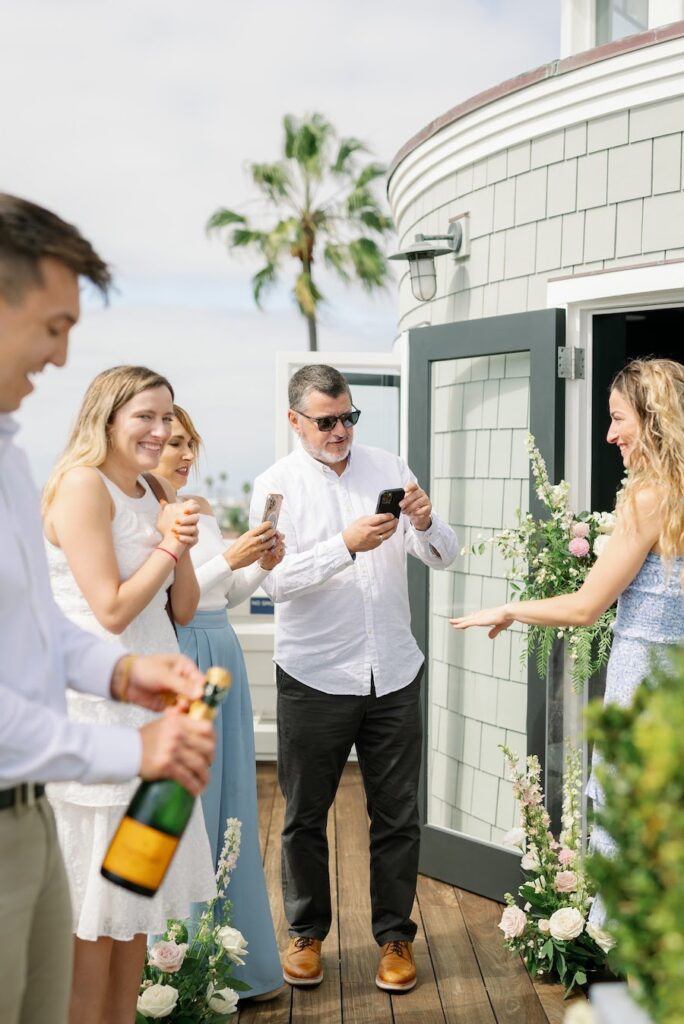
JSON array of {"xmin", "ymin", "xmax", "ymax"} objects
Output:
[{"xmin": 302, "ymin": 436, "xmax": 351, "ymax": 466}]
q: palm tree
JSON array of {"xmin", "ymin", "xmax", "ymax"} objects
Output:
[{"xmin": 207, "ymin": 113, "xmax": 393, "ymax": 351}]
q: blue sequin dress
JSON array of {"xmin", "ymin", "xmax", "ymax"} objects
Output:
[{"xmin": 587, "ymin": 552, "xmax": 684, "ymax": 925}]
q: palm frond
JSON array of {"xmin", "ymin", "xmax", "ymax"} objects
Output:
[
  {"xmin": 293, "ymin": 269, "xmax": 323, "ymax": 316},
  {"xmin": 231, "ymin": 227, "xmax": 268, "ymax": 249},
  {"xmin": 323, "ymin": 242, "xmax": 351, "ymax": 282},
  {"xmin": 348, "ymin": 238, "xmax": 388, "ymax": 289},
  {"xmin": 357, "ymin": 209, "xmax": 393, "ymax": 233},
  {"xmin": 252, "ymin": 264, "xmax": 279, "ymax": 308},
  {"xmin": 206, "ymin": 208, "xmax": 247, "ymax": 233},
  {"xmin": 250, "ymin": 162, "xmax": 291, "ymax": 202},
  {"xmin": 287, "ymin": 113, "xmax": 333, "ymax": 179},
  {"xmin": 355, "ymin": 161, "xmax": 386, "ymax": 188},
  {"xmin": 332, "ymin": 136, "xmax": 367, "ymax": 174}
]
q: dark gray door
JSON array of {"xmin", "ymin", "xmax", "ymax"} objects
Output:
[{"xmin": 408, "ymin": 310, "xmax": 565, "ymax": 900}]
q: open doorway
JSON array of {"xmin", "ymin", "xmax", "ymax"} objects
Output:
[{"xmin": 591, "ymin": 307, "xmax": 684, "ymax": 513}]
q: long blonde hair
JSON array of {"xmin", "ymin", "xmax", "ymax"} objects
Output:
[
  {"xmin": 611, "ymin": 358, "xmax": 684, "ymax": 560},
  {"xmin": 42, "ymin": 365, "xmax": 174, "ymax": 513}
]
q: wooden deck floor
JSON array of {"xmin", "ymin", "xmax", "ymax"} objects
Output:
[{"xmin": 236, "ymin": 763, "xmax": 585, "ymax": 1024}]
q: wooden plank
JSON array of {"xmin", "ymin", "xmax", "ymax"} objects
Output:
[
  {"xmin": 416, "ymin": 875, "xmax": 496, "ymax": 1024},
  {"xmin": 457, "ymin": 888, "xmax": 547, "ymax": 1024},
  {"xmin": 335, "ymin": 765, "xmax": 394, "ymax": 1024},
  {"xmin": 256, "ymin": 761, "xmax": 277, "ymax": 859},
  {"xmin": 532, "ymin": 980, "xmax": 586, "ymax": 1024},
  {"xmin": 389, "ymin": 891, "xmax": 445, "ymax": 1023},
  {"xmin": 237, "ymin": 765, "xmax": 292, "ymax": 1024}
]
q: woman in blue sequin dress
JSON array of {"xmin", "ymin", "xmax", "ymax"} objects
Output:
[{"xmin": 451, "ymin": 358, "xmax": 684, "ymax": 926}]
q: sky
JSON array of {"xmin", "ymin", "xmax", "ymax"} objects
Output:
[{"xmin": 3, "ymin": 0, "xmax": 560, "ymax": 492}]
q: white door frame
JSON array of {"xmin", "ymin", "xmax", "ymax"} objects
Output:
[
  {"xmin": 547, "ymin": 260, "xmax": 684, "ymax": 511},
  {"xmin": 275, "ymin": 344, "xmax": 408, "ymax": 461}
]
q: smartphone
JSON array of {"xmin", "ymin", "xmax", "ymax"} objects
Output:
[
  {"xmin": 262, "ymin": 493, "xmax": 283, "ymax": 531},
  {"xmin": 375, "ymin": 488, "xmax": 405, "ymax": 519}
]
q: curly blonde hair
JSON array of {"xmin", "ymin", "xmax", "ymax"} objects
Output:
[
  {"xmin": 42, "ymin": 365, "xmax": 173, "ymax": 513},
  {"xmin": 611, "ymin": 358, "xmax": 684, "ymax": 561}
]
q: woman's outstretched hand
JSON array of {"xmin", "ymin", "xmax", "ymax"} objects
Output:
[{"xmin": 449, "ymin": 605, "xmax": 515, "ymax": 639}]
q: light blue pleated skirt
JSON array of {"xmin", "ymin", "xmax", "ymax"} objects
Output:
[{"xmin": 177, "ymin": 608, "xmax": 282, "ymax": 997}]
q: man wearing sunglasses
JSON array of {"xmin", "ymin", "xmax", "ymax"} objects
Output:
[{"xmin": 250, "ymin": 363, "xmax": 458, "ymax": 995}]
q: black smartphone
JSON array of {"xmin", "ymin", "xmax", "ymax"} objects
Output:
[{"xmin": 375, "ymin": 488, "xmax": 405, "ymax": 519}]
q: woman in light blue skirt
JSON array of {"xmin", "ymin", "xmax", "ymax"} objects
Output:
[{"xmin": 156, "ymin": 406, "xmax": 286, "ymax": 1000}]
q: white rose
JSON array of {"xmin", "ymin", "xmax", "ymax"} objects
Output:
[
  {"xmin": 521, "ymin": 848, "xmax": 540, "ymax": 871},
  {"xmin": 216, "ymin": 926, "xmax": 249, "ymax": 966},
  {"xmin": 137, "ymin": 983, "xmax": 179, "ymax": 1019},
  {"xmin": 207, "ymin": 983, "xmax": 239, "ymax": 1015},
  {"xmin": 538, "ymin": 919, "xmax": 551, "ymax": 934},
  {"xmin": 548, "ymin": 907, "xmax": 584, "ymax": 942},
  {"xmin": 148, "ymin": 940, "xmax": 188, "ymax": 974},
  {"xmin": 593, "ymin": 535, "xmax": 610, "ymax": 558},
  {"xmin": 503, "ymin": 827, "xmax": 526, "ymax": 850},
  {"xmin": 498, "ymin": 905, "xmax": 527, "ymax": 939},
  {"xmin": 563, "ymin": 1002, "xmax": 597, "ymax": 1023},
  {"xmin": 586, "ymin": 921, "xmax": 616, "ymax": 954}
]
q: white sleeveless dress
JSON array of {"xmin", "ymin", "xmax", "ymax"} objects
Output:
[{"xmin": 45, "ymin": 472, "xmax": 216, "ymax": 941}]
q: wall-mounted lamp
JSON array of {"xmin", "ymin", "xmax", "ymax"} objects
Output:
[{"xmin": 389, "ymin": 220, "xmax": 464, "ymax": 302}]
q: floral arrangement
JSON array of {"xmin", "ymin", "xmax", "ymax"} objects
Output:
[
  {"xmin": 498, "ymin": 744, "xmax": 613, "ymax": 995},
  {"xmin": 136, "ymin": 818, "xmax": 249, "ymax": 1022},
  {"xmin": 470, "ymin": 434, "xmax": 617, "ymax": 690},
  {"xmin": 585, "ymin": 647, "xmax": 684, "ymax": 1024}
]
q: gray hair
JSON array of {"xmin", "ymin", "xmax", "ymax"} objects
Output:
[{"xmin": 288, "ymin": 364, "xmax": 351, "ymax": 411}]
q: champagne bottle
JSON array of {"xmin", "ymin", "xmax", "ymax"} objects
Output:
[{"xmin": 101, "ymin": 666, "xmax": 231, "ymax": 897}]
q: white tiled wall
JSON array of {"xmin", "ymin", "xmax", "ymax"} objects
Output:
[{"xmin": 428, "ymin": 352, "xmax": 530, "ymax": 844}]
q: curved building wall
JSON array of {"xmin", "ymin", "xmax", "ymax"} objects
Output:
[{"xmin": 389, "ymin": 25, "xmax": 684, "ymax": 331}]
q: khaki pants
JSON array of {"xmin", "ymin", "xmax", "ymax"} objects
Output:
[{"xmin": 0, "ymin": 797, "xmax": 72, "ymax": 1024}]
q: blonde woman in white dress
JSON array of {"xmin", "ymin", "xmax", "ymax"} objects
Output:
[{"xmin": 42, "ymin": 366, "xmax": 217, "ymax": 1024}]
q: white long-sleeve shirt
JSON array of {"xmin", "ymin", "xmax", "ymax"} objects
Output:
[
  {"xmin": 0, "ymin": 415, "xmax": 141, "ymax": 788},
  {"xmin": 250, "ymin": 442, "xmax": 458, "ymax": 697},
  {"xmin": 191, "ymin": 514, "xmax": 268, "ymax": 610}
]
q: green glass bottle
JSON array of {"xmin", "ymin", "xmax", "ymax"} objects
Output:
[{"xmin": 101, "ymin": 666, "xmax": 231, "ymax": 897}]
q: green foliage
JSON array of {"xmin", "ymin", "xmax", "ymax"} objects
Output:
[
  {"xmin": 137, "ymin": 819, "xmax": 245, "ymax": 1022},
  {"xmin": 586, "ymin": 647, "xmax": 684, "ymax": 1023},
  {"xmin": 499, "ymin": 746, "xmax": 610, "ymax": 995},
  {"xmin": 470, "ymin": 434, "xmax": 617, "ymax": 690},
  {"xmin": 207, "ymin": 112, "xmax": 394, "ymax": 350}
]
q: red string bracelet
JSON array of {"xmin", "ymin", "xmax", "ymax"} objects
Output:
[{"xmin": 156, "ymin": 546, "xmax": 178, "ymax": 564}]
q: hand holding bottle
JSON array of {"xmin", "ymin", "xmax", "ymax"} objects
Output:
[
  {"xmin": 139, "ymin": 707, "xmax": 215, "ymax": 796},
  {"xmin": 111, "ymin": 652, "xmax": 205, "ymax": 710}
]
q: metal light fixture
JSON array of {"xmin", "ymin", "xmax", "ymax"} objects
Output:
[{"xmin": 389, "ymin": 221, "xmax": 463, "ymax": 302}]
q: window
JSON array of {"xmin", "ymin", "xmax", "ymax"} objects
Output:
[{"xmin": 596, "ymin": 0, "xmax": 649, "ymax": 44}]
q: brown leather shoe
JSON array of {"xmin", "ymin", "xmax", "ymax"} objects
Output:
[
  {"xmin": 375, "ymin": 940, "xmax": 417, "ymax": 992},
  {"xmin": 282, "ymin": 937, "xmax": 323, "ymax": 986}
]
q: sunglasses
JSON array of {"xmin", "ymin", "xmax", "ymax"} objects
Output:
[{"xmin": 295, "ymin": 406, "xmax": 361, "ymax": 432}]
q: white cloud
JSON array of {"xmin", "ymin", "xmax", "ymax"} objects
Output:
[{"xmin": 4, "ymin": 0, "xmax": 559, "ymax": 483}]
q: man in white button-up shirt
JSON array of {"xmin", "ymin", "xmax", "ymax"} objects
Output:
[
  {"xmin": 0, "ymin": 194, "xmax": 215, "ymax": 1024},
  {"xmin": 250, "ymin": 364, "xmax": 458, "ymax": 993}
]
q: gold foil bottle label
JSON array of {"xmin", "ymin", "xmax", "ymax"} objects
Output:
[{"xmin": 102, "ymin": 818, "xmax": 179, "ymax": 891}]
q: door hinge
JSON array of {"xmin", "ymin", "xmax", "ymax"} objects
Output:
[{"xmin": 557, "ymin": 347, "xmax": 585, "ymax": 380}]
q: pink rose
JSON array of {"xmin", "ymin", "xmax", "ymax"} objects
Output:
[
  {"xmin": 571, "ymin": 522, "xmax": 590, "ymax": 538},
  {"xmin": 568, "ymin": 537, "xmax": 590, "ymax": 557},
  {"xmin": 554, "ymin": 870, "xmax": 578, "ymax": 893},
  {"xmin": 148, "ymin": 940, "xmax": 188, "ymax": 974},
  {"xmin": 558, "ymin": 847, "xmax": 576, "ymax": 867},
  {"xmin": 538, "ymin": 919, "xmax": 551, "ymax": 934},
  {"xmin": 498, "ymin": 905, "xmax": 527, "ymax": 939}
]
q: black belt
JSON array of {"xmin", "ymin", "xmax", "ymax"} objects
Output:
[{"xmin": 0, "ymin": 783, "xmax": 46, "ymax": 810}]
